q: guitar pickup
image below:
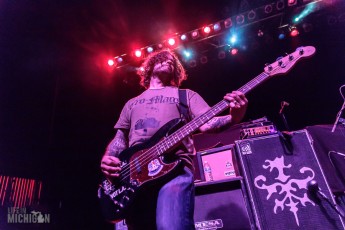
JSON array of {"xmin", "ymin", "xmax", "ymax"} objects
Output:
[{"xmin": 134, "ymin": 157, "xmax": 142, "ymax": 174}]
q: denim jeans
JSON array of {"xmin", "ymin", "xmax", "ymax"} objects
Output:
[{"xmin": 125, "ymin": 167, "xmax": 195, "ymax": 230}]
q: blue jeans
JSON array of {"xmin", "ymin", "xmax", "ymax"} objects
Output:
[{"xmin": 125, "ymin": 167, "xmax": 195, "ymax": 230}]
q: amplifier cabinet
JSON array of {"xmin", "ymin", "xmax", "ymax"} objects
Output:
[
  {"xmin": 197, "ymin": 145, "xmax": 239, "ymax": 182},
  {"xmin": 235, "ymin": 130, "xmax": 345, "ymax": 230},
  {"xmin": 194, "ymin": 178, "xmax": 254, "ymax": 230}
]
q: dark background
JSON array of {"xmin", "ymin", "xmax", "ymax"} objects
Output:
[{"xmin": 0, "ymin": 0, "xmax": 344, "ymax": 229}]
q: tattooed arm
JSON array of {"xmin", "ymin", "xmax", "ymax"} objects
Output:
[
  {"xmin": 199, "ymin": 91, "xmax": 248, "ymax": 133},
  {"xmin": 199, "ymin": 115, "xmax": 232, "ymax": 133},
  {"xmin": 101, "ymin": 129, "xmax": 129, "ymax": 179}
]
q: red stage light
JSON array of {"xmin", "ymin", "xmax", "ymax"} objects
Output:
[
  {"xmin": 191, "ymin": 30, "xmax": 199, "ymax": 39},
  {"xmin": 288, "ymin": 0, "xmax": 297, "ymax": 6},
  {"xmin": 107, "ymin": 59, "xmax": 115, "ymax": 66},
  {"xmin": 134, "ymin": 50, "xmax": 142, "ymax": 58},
  {"xmin": 168, "ymin": 38, "xmax": 176, "ymax": 46},
  {"xmin": 290, "ymin": 28, "xmax": 299, "ymax": 37},
  {"xmin": 203, "ymin": 26, "xmax": 211, "ymax": 34},
  {"xmin": 231, "ymin": 48, "xmax": 238, "ymax": 55}
]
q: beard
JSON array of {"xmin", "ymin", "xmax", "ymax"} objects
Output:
[{"xmin": 152, "ymin": 64, "xmax": 174, "ymax": 84}]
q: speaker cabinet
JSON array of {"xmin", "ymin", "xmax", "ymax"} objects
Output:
[
  {"xmin": 235, "ymin": 130, "xmax": 345, "ymax": 229},
  {"xmin": 194, "ymin": 178, "xmax": 254, "ymax": 230}
]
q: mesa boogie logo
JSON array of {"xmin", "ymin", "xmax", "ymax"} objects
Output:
[{"xmin": 195, "ymin": 219, "xmax": 223, "ymax": 230}]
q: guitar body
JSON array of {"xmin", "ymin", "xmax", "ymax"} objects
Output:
[{"xmin": 98, "ymin": 118, "xmax": 184, "ymax": 222}]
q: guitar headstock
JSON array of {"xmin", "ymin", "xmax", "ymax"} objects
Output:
[{"xmin": 264, "ymin": 46, "xmax": 316, "ymax": 76}]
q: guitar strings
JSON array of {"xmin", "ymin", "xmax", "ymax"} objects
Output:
[
  {"xmin": 117, "ymin": 72, "xmax": 272, "ymax": 182},
  {"xmin": 117, "ymin": 107, "xmax": 220, "ymax": 183},
  {"xmin": 116, "ymin": 59, "xmax": 295, "ymax": 183},
  {"xmin": 117, "ymin": 105, "xmax": 226, "ymax": 183}
]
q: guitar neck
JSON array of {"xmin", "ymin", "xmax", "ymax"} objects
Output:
[
  {"xmin": 152, "ymin": 71, "xmax": 271, "ymax": 156},
  {"xmin": 238, "ymin": 72, "xmax": 270, "ymax": 94}
]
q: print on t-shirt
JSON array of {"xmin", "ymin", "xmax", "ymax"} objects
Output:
[{"xmin": 134, "ymin": 117, "xmax": 160, "ymax": 132}]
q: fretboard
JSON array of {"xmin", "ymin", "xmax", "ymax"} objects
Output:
[{"xmin": 153, "ymin": 71, "xmax": 271, "ymax": 156}]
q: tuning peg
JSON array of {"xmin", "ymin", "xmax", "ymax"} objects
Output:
[
  {"xmin": 265, "ymin": 63, "xmax": 273, "ymax": 71},
  {"xmin": 297, "ymin": 47, "xmax": 304, "ymax": 55},
  {"xmin": 276, "ymin": 57, "xmax": 283, "ymax": 66},
  {"xmin": 299, "ymin": 49, "xmax": 304, "ymax": 55}
]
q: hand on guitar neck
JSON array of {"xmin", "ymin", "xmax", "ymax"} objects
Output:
[
  {"xmin": 199, "ymin": 90, "xmax": 248, "ymax": 133},
  {"xmin": 224, "ymin": 90, "xmax": 248, "ymax": 125}
]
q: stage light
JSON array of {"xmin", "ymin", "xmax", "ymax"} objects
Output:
[
  {"xmin": 276, "ymin": 0, "xmax": 285, "ymax": 10},
  {"xmin": 200, "ymin": 55, "xmax": 208, "ymax": 64},
  {"xmin": 191, "ymin": 30, "xmax": 200, "ymax": 39},
  {"xmin": 230, "ymin": 48, "xmax": 238, "ymax": 55},
  {"xmin": 203, "ymin": 26, "xmax": 211, "ymax": 34},
  {"xmin": 183, "ymin": 50, "xmax": 192, "ymax": 59},
  {"xmin": 137, "ymin": 67, "xmax": 145, "ymax": 74},
  {"xmin": 213, "ymin": 23, "xmax": 221, "ymax": 32},
  {"xmin": 257, "ymin": 30, "xmax": 264, "ymax": 37},
  {"xmin": 218, "ymin": 50, "xmax": 226, "ymax": 59},
  {"xmin": 288, "ymin": 0, "xmax": 297, "ymax": 6},
  {"xmin": 180, "ymin": 34, "xmax": 187, "ymax": 41},
  {"xmin": 224, "ymin": 18, "xmax": 232, "ymax": 28},
  {"xmin": 292, "ymin": 2, "xmax": 317, "ymax": 24},
  {"xmin": 236, "ymin": 15, "xmax": 245, "ymax": 25},
  {"xmin": 278, "ymin": 32, "xmax": 286, "ymax": 40},
  {"xmin": 188, "ymin": 60, "xmax": 197, "ymax": 68},
  {"xmin": 230, "ymin": 35, "xmax": 237, "ymax": 45},
  {"xmin": 134, "ymin": 49, "xmax": 142, "ymax": 58},
  {"xmin": 302, "ymin": 23, "xmax": 313, "ymax": 33},
  {"xmin": 290, "ymin": 27, "xmax": 299, "ymax": 37},
  {"xmin": 147, "ymin": 47, "xmax": 154, "ymax": 53},
  {"xmin": 248, "ymin": 10, "xmax": 256, "ymax": 20},
  {"xmin": 117, "ymin": 57, "xmax": 123, "ymax": 63},
  {"xmin": 168, "ymin": 38, "xmax": 176, "ymax": 46},
  {"xmin": 264, "ymin": 4, "xmax": 273, "ymax": 14},
  {"xmin": 108, "ymin": 59, "xmax": 115, "ymax": 66}
]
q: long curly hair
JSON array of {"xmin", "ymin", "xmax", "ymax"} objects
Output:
[{"xmin": 137, "ymin": 49, "xmax": 187, "ymax": 89}]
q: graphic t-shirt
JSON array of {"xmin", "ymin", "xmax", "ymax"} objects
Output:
[{"xmin": 114, "ymin": 86, "xmax": 211, "ymax": 168}]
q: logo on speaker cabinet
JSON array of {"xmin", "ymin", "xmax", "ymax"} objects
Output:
[
  {"xmin": 239, "ymin": 141, "xmax": 252, "ymax": 155},
  {"xmin": 253, "ymin": 155, "xmax": 315, "ymax": 226},
  {"xmin": 195, "ymin": 219, "xmax": 223, "ymax": 230}
]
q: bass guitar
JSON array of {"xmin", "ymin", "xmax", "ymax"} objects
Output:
[{"xmin": 98, "ymin": 46, "xmax": 316, "ymax": 222}]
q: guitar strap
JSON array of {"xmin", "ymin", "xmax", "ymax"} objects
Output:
[{"xmin": 178, "ymin": 89, "xmax": 192, "ymax": 122}]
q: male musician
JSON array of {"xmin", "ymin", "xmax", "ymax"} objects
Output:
[{"xmin": 101, "ymin": 49, "xmax": 248, "ymax": 229}]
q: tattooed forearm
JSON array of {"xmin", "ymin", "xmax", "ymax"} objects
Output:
[
  {"xmin": 105, "ymin": 129, "xmax": 129, "ymax": 157},
  {"xmin": 199, "ymin": 115, "xmax": 232, "ymax": 133}
]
